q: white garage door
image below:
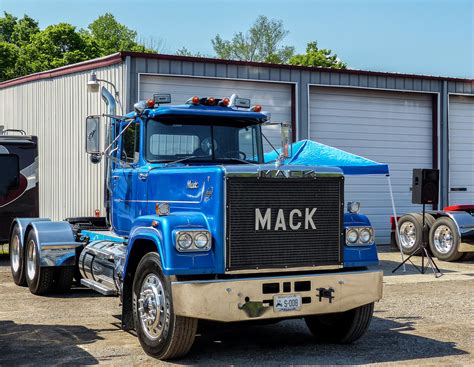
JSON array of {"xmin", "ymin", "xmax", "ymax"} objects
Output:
[
  {"xmin": 310, "ymin": 87, "xmax": 433, "ymax": 244},
  {"xmin": 449, "ymin": 95, "xmax": 474, "ymax": 205},
  {"xmin": 139, "ymin": 75, "xmax": 292, "ymax": 150}
]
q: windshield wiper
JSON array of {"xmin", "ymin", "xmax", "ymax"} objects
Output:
[
  {"xmin": 163, "ymin": 155, "xmax": 211, "ymax": 167},
  {"xmin": 216, "ymin": 158, "xmax": 257, "ymax": 165}
]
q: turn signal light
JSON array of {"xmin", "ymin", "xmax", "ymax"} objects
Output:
[
  {"xmin": 146, "ymin": 99, "xmax": 155, "ymax": 108},
  {"xmin": 192, "ymin": 96, "xmax": 200, "ymax": 104},
  {"xmin": 252, "ymin": 104, "xmax": 262, "ymax": 112},
  {"xmin": 221, "ymin": 97, "xmax": 230, "ymax": 106}
]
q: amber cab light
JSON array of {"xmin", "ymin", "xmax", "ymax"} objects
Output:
[
  {"xmin": 207, "ymin": 97, "xmax": 215, "ymax": 105},
  {"xmin": 222, "ymin": 97, "xmax": 230, "ymax": 106},
  {"xmin": 192, "ymin": 96, "xmax": 200, "ymax": 104},
  {"xmin": 253, "ymin": 104, "xmax": 262, "ymax": 112},
  {"xmin": 146, "ymin": 99, "xmax": 155, "ymax": 108}
]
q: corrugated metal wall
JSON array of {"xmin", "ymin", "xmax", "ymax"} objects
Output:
[{"xmin": 0, "ymin": 64, "xmax": 125, "ymax": 220}]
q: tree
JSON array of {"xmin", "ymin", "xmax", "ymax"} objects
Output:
[
  {"xmin": 0, "ymin": 42, "xmax": 19, "ymax": 81},
  {"xmin": 87, "ymin": 13, "xmax": 152, "ymax": 55},
  {"xmin": 15, "ymin": 23, "xmax": 100, "ymax": 74},
  {"xmin": 11, "ymin": 15, "xmax": 39, "ymax": 46},
  {"xmin": 0, "ymin": 12, "xmax": 17, "ymax": 43},
  {"xmin": 211, "ymin": 15, "xmax": 294, "ymax": 63},
  {"xmin": 288, "ymin": 41, "xmax": 346, "ymax": 69},
  {"xmin": 175, "ymin": 46, "xmax": 206, "ymax": 58}
]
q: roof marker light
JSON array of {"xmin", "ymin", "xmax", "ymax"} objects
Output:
[
  {"xmin": 221, "ymin": 97, "xmax": 230, "ymax": 106},
  {"xmin": 146, "ymin": 99, "xmax": 155, "ymax": 108},
  {"xmin": 192, "ymin": 96, "xmax": 200, "ymax": 105},
  {"xmin": 207, "ymin": 97, "xmax": 215, "ymax": 105},
  {"xmin": 252, "ymin": 104, "xmax": 262, "ymax": 112}
]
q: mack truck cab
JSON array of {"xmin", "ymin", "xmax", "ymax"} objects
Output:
[{"xmin": 9, "ymin": 91, "xmax": 382, "ymax": 360}]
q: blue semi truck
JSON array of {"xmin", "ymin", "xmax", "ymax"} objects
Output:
[{"xmin": 9, "ymin": 88, "xmax": 382, "ymax": 360}]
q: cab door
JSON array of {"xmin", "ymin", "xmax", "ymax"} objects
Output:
[{"xmin": 111, "ymin": 121, "xmax": 142, "ymax": 235}]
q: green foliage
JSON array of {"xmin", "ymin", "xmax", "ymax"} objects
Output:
[
  {"xmin": 175, "ymin": 46, "xmax": 207, "ymax": 58},
  {"xmin": 0, "ymin": 12, "xmax": 155, "ymax": 81},
  {"xmin": 0, "ymin": 41, "xmax": 19, "ymax": 80},
  {"xmin": 211, "ymin": 15, "xmax": 294, "ymax": 63},
  {"xmin": 289, "ymin": 41, "xmax": 346, "ymax": 69},
  {"xmin": 87, "ymin": 13, "xmax": 151, "ymax": 55}
]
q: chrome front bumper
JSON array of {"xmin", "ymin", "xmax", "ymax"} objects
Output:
[{"xmin": 171, "ymin": 269, "xmax": 383, "ymax": 322}]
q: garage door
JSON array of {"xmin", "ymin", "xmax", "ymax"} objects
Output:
[
  {"xmin": 309, "ymin": 87, "xmax": 433, "ymax": 244},
  {"xmin": 449, "ymin": 95, "xmax": 474, "ymax": 205},
  {"xmin": 139, "ymin": 75, "xmax": 292, "ymax": 150}
]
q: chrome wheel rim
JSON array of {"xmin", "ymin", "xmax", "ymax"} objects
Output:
[
  {"xmin": 399, "ymin": 222, "xmax": 417, "ymax": 249},
  {"xmin": 11, "ymin": 235, "xmax": 20, "ymax": 273},
  {"xmin": 26, "ymin": 240, "xmax": 37, "ymax": 280},
  {"xmin": 138, "ymin": 274, "xmax": 170, "ymax": 340},
  {"xmin": 433, "ymin": 225, "xmax": 453, "ymax": 254}
]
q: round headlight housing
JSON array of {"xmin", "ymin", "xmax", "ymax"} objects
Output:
[
  {"xmin": 347, "ymin": 229, "xmax": 359, "ymax": 244},
  {"xmin": 177, "ymin": 233, "xmax": 193, "ymax": 249},
  {"xmin": 194, "ymin": 232, "xmax": 209, "ymax": 249},
  {"xmin": 360, "ymin": 228, "xmax": 372, "ymax": 243}
]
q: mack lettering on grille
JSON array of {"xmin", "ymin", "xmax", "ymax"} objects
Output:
[{"xmin": 255, "ymin": 208, "xmax": 317, "ymax": 231}]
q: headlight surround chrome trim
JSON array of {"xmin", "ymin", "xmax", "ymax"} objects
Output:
[
  {"xmin": 345, "ymin": 227, "xmax": 374, "ymax": 246},
  {"xmin": 175, "ymin": 230, "xmax": 212, "ymax": 252}
]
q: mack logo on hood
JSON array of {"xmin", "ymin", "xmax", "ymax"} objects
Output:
[{"xmin": 255, "ymin": 208, "xmax": 317, "ymax": 231}]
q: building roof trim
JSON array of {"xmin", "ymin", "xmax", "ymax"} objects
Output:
[
  {"xmin": 1, "ymin": 51, "xmax": 472, "ymax": 90},
  {"xmin": 0, "ymin": 53, "xmax": 123, "ymax": 89}
]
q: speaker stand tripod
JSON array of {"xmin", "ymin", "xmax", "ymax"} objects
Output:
[{"xmin": 392, "ymin": 204, "xmax": 443, "ymax": 278}]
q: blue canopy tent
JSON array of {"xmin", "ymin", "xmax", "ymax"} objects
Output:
[
  {"xmin": 265, "ymin": 139, "xmax": 405, "ymax": 267},
  {"xmin": 264, "ymin": 139, "xmax": 389, "ymax": 175}
]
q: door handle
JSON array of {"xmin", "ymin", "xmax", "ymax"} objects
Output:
[
  {"xmin": 112, "ymin": 176, "xmax": 120, "ymax": 181},
  {"xmin": 138, "ymin": 173, "xmax": 148, "ymax": 181}
]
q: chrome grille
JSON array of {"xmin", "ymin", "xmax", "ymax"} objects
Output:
[{"xmin": 226, "ymin": 176, "xmax": 343, "ymax": 271}]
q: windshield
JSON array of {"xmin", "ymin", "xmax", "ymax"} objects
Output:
[{"xmin": 145, "ymin": 118, "xmax": 263, "ymax": 163}]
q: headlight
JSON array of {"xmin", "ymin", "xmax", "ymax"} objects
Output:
[
  {"xmin": 175, "ymin": 230, "xmax": 212, "ymax": 252},
  {"xmin": 347, "ymin": 201, "xmax": 361, "ymax": 214},
  {"xmin": 359, "ymin": 228, "xmax": 372, "ymax": 243},
  {"xmin": 194, "ymin": 232, "xmax": 209, "ymax": 249},
  {"xmin": 346, "ymin": 227, "xmax": 374, "ymax": 246},
  {"xmin": 346, "ymin": 229, "xmax": 359, "ymax": 244},
  {"xmin": 177, "ymin": 233, "xmax": 193, "ymax": 250}
]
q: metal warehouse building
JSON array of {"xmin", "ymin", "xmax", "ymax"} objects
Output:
[{"xmin": 1, "ymin": 52, "xmax": 473, "ymax": 243}]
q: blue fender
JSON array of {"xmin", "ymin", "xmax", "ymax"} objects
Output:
[
  {"xmin": 26, "ymin": 221, "xmax": 79, "ymax": 267},
  {"xmin": 124, "ymin": 212, "xmax": 220, "ymax": 276},
  {"xmin": 343, "ymin": 213, "xmax": 379, "ymax": 267}
]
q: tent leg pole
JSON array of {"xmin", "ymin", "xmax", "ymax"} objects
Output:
[{"xmin": 387, "ymin": 174, "xmax": 406, "ymax": 272}]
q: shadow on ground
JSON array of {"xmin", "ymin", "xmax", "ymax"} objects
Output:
[
  {"xmin": 0, "ymin": 320, "xmax": 109, "ymax": 365},
  {"xmin": 177, "ymin": 316, "xmax": 467, "ymax": 365}
]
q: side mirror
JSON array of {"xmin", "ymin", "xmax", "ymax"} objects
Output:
[
  {"xmin": 85, "ymin": 115, "xmax": 102, "ymax": 164},
  {"xmin": 281, "ymin": 123, "xmax": 292, "ymax": 158}
]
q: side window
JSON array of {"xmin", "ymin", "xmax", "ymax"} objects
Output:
[
  {"xmin": 238, "ymin": 126, "xmax": 257, "ymax": 160},
  {"xmin": 122, "ymin": 123, "xmax": 140, "ymax": 163},
  {"xmin": 0, "ymin": 154, "xmax": 19, "ymax": 198}
]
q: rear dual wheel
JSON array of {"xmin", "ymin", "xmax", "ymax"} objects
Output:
[
  {"xmin": 429, "ymin": 217, "xmax": 462, "ymax": 262},
  {"xmin": 10, "ymin": 224, "xmax": 26, "ymax": 286},
  {"xmin": 397, "ymin": 213, "xmax": 434, "ymax": 255}
]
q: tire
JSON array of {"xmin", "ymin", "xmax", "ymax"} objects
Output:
[
  {"xmin": 132, "ymin": 252, "xmax": 198, "ymax": 360},
  {"xmin": 397, "ymin": 213, "xmax": 434, "ymax": 255},
  {"xmin": 305, "ymin": 302, "xmax": 374, "ymax": 344},
  {"xmin": 9, "ymin": 224, "xmax": 26, "ymax": 286},
  {"xmin": 429, "ymin": 217, "xmax": 463, "ymax": 262},
  {"xmin": 25, "ymin": 231, "xmax": 54, "ymax": 295},
  {"xmin": 54, "ymin": 267, "xmax": 75, "ymax": 292}
]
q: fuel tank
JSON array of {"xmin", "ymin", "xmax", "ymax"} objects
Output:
[{"xmin": 78, "ymin": 240, "xmax": 127, "ymax": 295}]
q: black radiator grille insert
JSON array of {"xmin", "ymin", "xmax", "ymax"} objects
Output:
[{"xmin": 226, "ymin": 176, "xmax": 343, "ymax": 271}]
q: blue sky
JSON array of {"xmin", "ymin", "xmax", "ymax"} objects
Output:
[{"xmin": 2, "ymin": 0, "xmax": 473, "ymax": 78}]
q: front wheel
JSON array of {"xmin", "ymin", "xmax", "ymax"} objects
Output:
[
  {"xmin": 305, "ymin": 302, "xmax": 374, "ymax": 344},
  {"xmin": 429, "ymin": 217, "xmax": 462, "ymax": 262},
  {"xmin": 132, "ymin": 252, "xmax": 198, "ymax": 360}
]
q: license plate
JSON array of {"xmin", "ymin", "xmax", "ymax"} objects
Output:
[{"xmin": 273, "ymin": 294, "xmax": 302, "ymax": 312}]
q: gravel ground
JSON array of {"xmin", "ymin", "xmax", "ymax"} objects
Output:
[{"xmin": 0, "ymin": 248, "xmax": 473, "ymax": 366}]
